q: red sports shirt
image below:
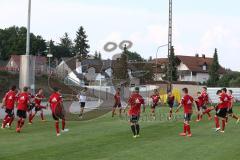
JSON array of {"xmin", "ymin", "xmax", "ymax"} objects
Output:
[
  {"xmin": 218, "ymin": 93, "xmax": 230, "ymax": 109},
  {"xmin": 17, "ymin": 92, "xmax": 29, "ymax": 111},
  {"xmin": 35, "ymin": 94, "xmax": 44, "ymax": 106},
  {"xmin": 128, "ymin": 93, "xmax": 144, "ymax": 116},
  {"xmin": 201, "ymin": 91, "xmax": 209, "ymax": 105},
  {"xmin": 49, "ymin": 92, "xmax": 62, "ymax": 112},
  {"xmin": 114, "ymin": 92, "xmax": 121, "ymax": 104},
  {"xmin": 4, "ymin": 90, "xmax": 17, "ymax": 110},
  {"xmin": 195, "ymin": 96, "xmax": 204, "ymax": 107},
  {"xmin": 228, "ymin": 95, "xmax": 234, "ymax": 108},
  {"xmin": 181, "ymin": 95, "xmax": 194, "ymax": 114},
  {"xmin": 151, "ymin": 94, "xmax": 160, "ymax": 104}
]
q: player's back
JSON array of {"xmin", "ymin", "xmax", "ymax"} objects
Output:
[{"xmin": 5, "ymin": 90, "xmax": 16, "ymax": 109}]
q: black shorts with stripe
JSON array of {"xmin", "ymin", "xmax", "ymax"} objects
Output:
[
  {"xmin": 130, "ymin": 115, "xmax": 140, "ymax": 123},
  {"xmin": 5, "ymin": 109, "xmax": 14, "ymax": 117},
  {"xmin": 184, "ymin": 113, "xmax": 192, "ymax": 121}
]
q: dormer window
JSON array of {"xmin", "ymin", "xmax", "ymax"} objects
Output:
[{"xmin": 202, "ymin": 62, "xmax": 207, "ymax": 71}]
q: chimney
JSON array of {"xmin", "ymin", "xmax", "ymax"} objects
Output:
[
  {"xmin": 195, "ymin": 53, "xmax": 199, "ymax": 57},
  {"xmin": 202, "ymin": 54, "xmax": 206, "ymax": 59}
]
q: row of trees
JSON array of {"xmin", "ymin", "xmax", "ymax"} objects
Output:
[{"xmin": 0, "ymin": 26, "xmax": 91, "ymax": 60}]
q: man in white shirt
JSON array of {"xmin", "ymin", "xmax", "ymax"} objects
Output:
[{"xmin": 77, "ymin": 87, "xmax": 87, "ymax": 118}]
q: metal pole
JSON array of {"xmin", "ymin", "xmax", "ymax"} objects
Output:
[
  {"xmin": 155, "ymin": 44, "xmax": 168, "ymax": 81},
  {"xmin": 26, "ymin": 0, "xmax": 31, "ymax": 55},
  {"xmin": 49, "ymin": 57, "xmax": 51, "ymax": 74}
]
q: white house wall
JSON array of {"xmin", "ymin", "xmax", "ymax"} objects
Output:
[
  {"xmin": 196, "ymin": 73, "xmax": 209, "ymax": 83},
  {"xmin": 177, "ymin": 62, "xmax": 189, "ymax": 71}
]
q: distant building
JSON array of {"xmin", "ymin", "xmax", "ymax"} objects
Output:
[
  {"xmin": 152, "ymin": 54, "xmax": 226, "ymax": 83},
  {"xmin": 6, "ymin": 55, "xmax": 47, "ymax": 73}
]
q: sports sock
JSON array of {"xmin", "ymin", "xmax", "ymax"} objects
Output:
[
  {"xmin": 30, "ymin": 114, "xmax": 35, "ymax": 122},
  {"xmin": 214, "ymin": 116, "xmax": 220, "ymax": 128},
  {"xmin": 9, "ymin": 117, "xmax": 14, "ymax": 126},
  {"xmin": 131, "ymin": 125, "xmax": 136, "ymax": 136},
  {"xmin": 183, "ymin": 123, "xmax": 187, "ymax": 133},
  {"xmin": 136, "ymin": 124, "xmax": 140, "ymax": 135},
  {"xmin": 29, "ymin": 113, "xmax": 32, "ymax": 122},
  {"xmin": 186, "ymin": 124, "xmax": 191, "ymax": 134},
  {"xmin": 62, "ymin": 119, "xmax": 65, "ymax": 130},
  {"xmin": 17, "ymin": 118, "xmax": 22, "ymax": 128},
  {"xmin": 20, "ymin": 119, "xmax": 25, "ymax": 128},
  {"xmin": 222, "ymin": 119, "xmax": 226, "ymax": 131},
  {"xmin": 55, "ymin": 121, "xmax": 60, "ymax": 134},
  {"xmin": 40, "ymin": 112, "xmax": 44, "ymax": 120}
]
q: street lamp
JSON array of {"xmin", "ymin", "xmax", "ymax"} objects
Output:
[
  {"xmin": 47, "ymin": 53, "xmax": 53, "ymax": 74},
  {"xmin": 155, "ymin": 44, "xmax": 168, "ymax": 81}
]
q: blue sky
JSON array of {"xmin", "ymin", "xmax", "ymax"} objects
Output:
[{"xmin": 1, "ymin": 0, "xmax": 240, "ymax": 70}]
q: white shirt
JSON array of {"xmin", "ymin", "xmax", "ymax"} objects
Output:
[{"xmin": 79, "ymin": 92, "xmax": 86, "ymax": 103}]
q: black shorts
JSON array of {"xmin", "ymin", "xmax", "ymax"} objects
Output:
[
  {"xmin": 184, "ymin": 113, "xmax": 192, "ymax": 121},
  {"xmin": 151, "ymin": 103, "xmax": 158, "ymax": 109},
  {"xmin": 202, "ymin": 105, "xmax": 207, "ymax": 110},
  {"xmin": 17, "ymin": 110, "xmax": 27, "ymax": 119},
  {"xmin": 52, "ymin": 113, "xmax": 59, "ymax": 121},
  {"xmin": 228, "ymin": 108, "xmax": 233, "ymax": 114},
  {"xmin": 35, "ymin": 107, "xmax": 42, "ymax": 112},
  {"xmin": 5, "ymin": 109, "xmax": 14, "ymax": 117},
  {"xmin": 130, "ymin": 115, "xmax": 140, "ymax": 123},
  {"xmin": 168, "ymin": 103, "xmax": 174, "ymax": 108},
  {"xmin": 80, "ymin": 102, "xmax": 86, "ymax": 108},
  {"xmin": 113, "ymin": 103, "xmax": 122, "ymax": 108},
  {"xmin": 216, "ymin": 108, "xmax": 228, "ymax": 118},
  {"xmin": 27, "ymin": 103, "xmax": 35, "ymax": 111}
]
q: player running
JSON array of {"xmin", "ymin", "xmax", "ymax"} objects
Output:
[
  {"xmin": 16, "ymin": 87, "xmax": 30, "ymax": 133},
  {"xmin": 126, "ymin": 87, "xmax": 145, "ymax": 138},
  {"xmin": 49, "ymin": 87, "xmax": 69, "ymax": 136},
  {"xmin": 77, "ymin": 87, "xmax": 88, "ymax": 119},
  {"xmin": 29, "ymin": 88, "xmax": 46, "ymax": 123},
  {"xmin": 167, "ymin": 91, "xmax": 175, "ymax": 120},
  {"xmin": 1, "ymin": 85, "xmax": 18, "ymax": 129},
  {"xmin": 214, "ymin": 88, "xmax": 230, "ymax": 133},
  {"xmin": 201, "ymin": 87, "xmax": 213, "ymax": 120},
  {"xmin": 176, "ymin": 88, "xmax": 197, "ymax": 137},
  {"xmin": 112, "ymin": 88, "xmax": 122, "ymax": 117},
  {"xmin": 226, "ymin": 90, "xmax": 239, "ymax": 123},
  {"xmin": 150, "ymin": 89, "xmax": 161, "ymax": 120},
  {"xmin": 195, "ymin": 91, "xmax": 204, "ymax": 122}
]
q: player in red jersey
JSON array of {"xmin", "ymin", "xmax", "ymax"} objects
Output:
[
  {"xmin": 112, "ymin": 88, "xmax": 122, "ymax": 117},
  {"xmin": 29, "ymin": 88, "xmax": 46, "ymax": 123},
  {"xmin": 167, "ymin": 91, "xmax": 175, "ymax": 120},
  {"xmin": 195, "ymin": 92, "xmax": 204, "ymax": 122},
  {"xmin": 1, "ymin": 85, "xmax": 18, "ymax": 129},
  {"xmin": 27, "ymin": 92, "xmax": 35, "ymax": 124},
  {"xmin": 49, "ymin": 87, "xmax": 68, "ymax": 136},
  {"xmin": 176, "ymin": 88, "xmax": 197, "ymax": 137},
  {"xmin": 214, "ymin": 88, "xmax": 230, "ymax": 133},
  {"xmin": 16, "ymin": 87, "xmax": 30, "ymax": 133},
  {"xmin": 126, "ymin": 87, "xmax": 145, "ymax": 138},
  {"xmin": 226, "ymin": 90, "xmax": 239, "ymax": 123},
  {"xmin": 150, "ymin": 89, "xmax": 161, "ymax": 120},
  {"xmin": 201, "ymin": 87, "xmax": 213, "ymax": 120}
]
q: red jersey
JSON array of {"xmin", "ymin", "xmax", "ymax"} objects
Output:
[
  {"xmin": 114, "ymin": 92, "xmax": 121, "ymax": 104},
  {"xmin": 201, "ymin": 91, "xmax": 209, "ymax": 105},
  {"xmin": 49, "ymin": 92, "xmax": 62, "ymax": 112},
  {"xmin": 228, "ymin": 95, "xmax": 234, "ymax": 108},
  {"xmin": 195, "ymin": 96, "xmax": 204, "ymax": 107},
  {"xmin": 17, "ymin": 92, "xmax": 29, "ymax": 111},
  {"xmin": 218, "ymin": 93, "xmax": 230, "ymax": 109},
  {"xmin": 35, "ymin": 94, "xmax": 44, "ymax": 106},
  {"xmin": 128, "ymin": 93, "xmax": 144, "ymax": 116},
  {"xmin": 4, "ymin": 90, "xmax": 17, "ymax": 110},
  {"xmin": 151, "ymin": 94, "xmax": 160, "ymax": 104},
  {"xmin": 181, "ymin": 95, "xmax": 194, "ymax": 114}
]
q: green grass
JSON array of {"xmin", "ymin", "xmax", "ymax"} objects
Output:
[{"xmin": 1, "ymin": 107, "xmax": 240, "ymax": 160}]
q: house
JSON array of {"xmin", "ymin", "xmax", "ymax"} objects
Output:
[
  {"xmin": 152, "ymin": 54, "xmax": 226, "ymax": 83},
  {"xmin": 6, "ymin": 55, "xmax": 47, "ymax": 73}
]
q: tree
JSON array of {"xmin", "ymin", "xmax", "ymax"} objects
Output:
[
  {"xmin": 74, "ymin": 26, "xmax": 90, "ymax": 59},
  {"xmin": 217, "ymin": 71, "xmax": 240, "ymax": 87},
  {"xmin": 59, "ymin": 32, "xmax": 73, "ymax": 57},
  {"xmin": 125, "ymin": 50, "xmax": 144, "ymax": 62},
  {"xmin": 93, "ymin": 51, "xmax": 102, "ymax": 60},
  {"xmin": 208, "ymin": 48, "xmax": 220, "ymax": 87},
  {"xmin": 165, "ymin": 46, "xmax": 178, "ymax": 81}
]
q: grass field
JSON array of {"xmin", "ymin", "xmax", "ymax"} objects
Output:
[{"xmin": 1, "ymin": 106, "xmax": 240, "ymax": 160}]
